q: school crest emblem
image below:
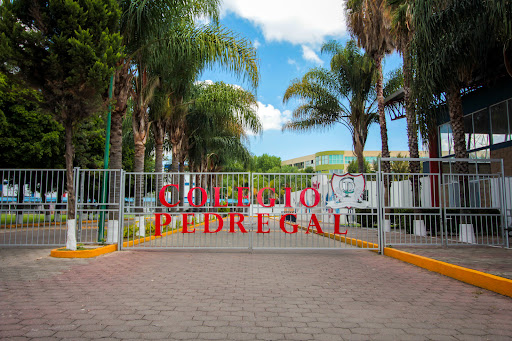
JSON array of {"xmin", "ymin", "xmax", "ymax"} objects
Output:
[{"xmin": 327, "ymin": 173, "xmax": 368, "ymax": 209}]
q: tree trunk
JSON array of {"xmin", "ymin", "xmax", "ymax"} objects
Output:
[
  {"xmin": 133, "ymin": 106, "xmax": 148, "ymax": 214},
  {"xmin": 376, "ymin": 54, "xmax": 391, "ymax": 214},
  {"xmin": 153, "ymin": 119, "xmax": 165, "ymax": 173},
  {"xmin": 109, "ymin": 63, "xmax": 132, "ymax": 219},
  {"xmin": 376, "ymin": 55, "xmax": 390, "ymax": 167},
  {"xmin": 448, "ymin": 85, "xmax": 469, "ymax": 212},
  {"xmin": 153, "ymin": 120, "xmax": 165, "ymax": 213},
  {"xmin": 110, "ymin": 62, "xmax": 132, "ymax": 171},
  {"xmin": 403, "ymin": 48, "xmax": 421, "ymax": 212},
  {"xmin": 353, "ymin": 132, "xmax": 365, "ymax": 173},
  {"xmin": 65, "ymin": 121, "xmax": 75, "ymax": 220}
]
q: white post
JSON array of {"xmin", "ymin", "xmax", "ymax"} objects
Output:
[
  {"xmin": 413, "ymin": 220, "xmax": 427, "ymax": 236},
  {"xmin": 459, "ymin": 224, "xmax": 475, "ymax": 244},
  {"xmin": 66, "ymin": 219, "xmax": 77, "ymax": 250}
]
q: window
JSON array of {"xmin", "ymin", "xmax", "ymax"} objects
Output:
[
  {"xmin": 490, "ymin": 101, "xmax": 509, "ymax": 144},
  {"xmin": 322, "ymin": 155, "xmax": 329, "ymax": 165},
  {"xmin": 315, "ymin": 156, "xmax": 320, "ymax": 166},
  {"xmin": 473, "ymin": 108, "xmax": 490, "ymax": 149},
  {"xmin": 329, "ymin": 154, "xmax": 343, "ymax": 164},
  {"xmin": 440, "ymin": 123, "xmax": 453, "ymax": 156},
  {"xmin": 344, "ymin": 156, "xmax": 355, "ymax": 163},
  {"xmin": 464, "ymin": 114, "xmax": 474, "ymax": 150}
]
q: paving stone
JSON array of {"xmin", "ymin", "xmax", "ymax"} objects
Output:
[{"xmin": 0, "ymin": 248, "xmax": 511, "ymax": 341}]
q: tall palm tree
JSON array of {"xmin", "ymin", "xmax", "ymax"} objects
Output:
[
  {"xmin": 186, "ymin": 81, "xmax": 261, "ymax": 172},
  {"xmin": 387, "ymin": 0, "xmax": 422, "ymax": 211},
  {"xmin": 413, "ymin": 0, "xmax": 503, "ymax": 171},
  {"xmin": 345, "ymin": 0, "xmax": 395, "ymax": 173},
  {"xmin": 148, "ymin": 23, "xmax": 259, "ymax": 174},
  {"xmin": 387, "ymin": 0, "xmax": 419, "ymax": 167},
  {"xmin": 283, "ymin": 41, "xmax": 391, "ymax": 173},
  {"xmin": 109, "ymin": 0, "xmax": 222, "ymax": 173}
]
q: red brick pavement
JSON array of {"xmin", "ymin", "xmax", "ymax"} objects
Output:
[{"xmin": 0, "ymin": 248, "xmax": 511, "ymax": 340}]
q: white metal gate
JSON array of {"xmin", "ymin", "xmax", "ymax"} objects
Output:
[{"xmin": 1, "ymin": 159, "xmax": 508, "ymax": 250}]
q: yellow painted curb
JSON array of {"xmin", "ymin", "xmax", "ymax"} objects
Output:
[
  {"xmin": 50, "ymin": 244, "xmax": 118, "ymax": 258},
  {"xmin": 384, "ymin": 247, "xmax": 512, "ymax": 298}
]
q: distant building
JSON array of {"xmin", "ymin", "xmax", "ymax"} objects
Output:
[{"xmin": 281, "ymin": 150, "xmax": 427, "ymax": 174}]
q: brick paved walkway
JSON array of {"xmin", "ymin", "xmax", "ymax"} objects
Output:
[{"xmin": 0, "ymin": 248, "xmax": 511, "ymax": 340}]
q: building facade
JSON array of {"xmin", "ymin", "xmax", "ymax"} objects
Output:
[
  {"xmin": 436, "ymin": 77, "xmax": 512, "ymax": 175},
  {"xmin": 282, "ymin": 150, "xmax": 427, "ymax": 173}
]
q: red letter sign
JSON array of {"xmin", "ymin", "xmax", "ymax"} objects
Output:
[
  {"xmin": 305, "ymin": 214, "xmax": 323, "ymax": 234},
  {"xmin": 214, "ymin": 187, "xmax": 228, "ymax": 207},
  {"xmin": 280, "ymin": 214, "xmax": 298, "ymax": 234},
  {"xmin": 334, "ymin": 214, "xmax": 348, "ymax": 235},
  {"xmin": 236, "ymin": 187, "xmax": 250, "ymax": 207},
  {"xmin": 182, "ymin": 213, "xmax": 195, "ymax": 233},
  {"xmin": 159, "ymin": 184, "xmax": 180, "ymax": 207},
  {"xmin": 187, "ymin": 187, "xmax": 207, "ymax": 207},
  {"xmin": 257, "ymin": 187, "xmax": 275, "ymax": 207},
  {"xmin": 204, "ymin": 213, "xmax": 223, "ymax": 233},
  {"xmin": 300, "ymin": 188, "xmax": 320, "ymax": 208},
  {"xmin": 284, "ymin": 187, "xmax": 292, "ymax": 207},
  {"xmin": 257, "ymin": 213, "xmax": 270, "ymax": 233},
  {"xmin": 154, "ymin": 213, "xmax": 172, "ymax": 237},
  {"xmin": 229, "ymin": 213, "xmax": 247, "ymax": 233}
]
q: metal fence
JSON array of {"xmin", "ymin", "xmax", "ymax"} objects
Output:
[
  {"xmin": 379, "ymin": 158, "xmax": 508, "ymax": 248},
  {"xmin": 0, "ymin": 169, "xmax": 69, "ymax": 246},
  {"xmin": 0, "ymin": 159, "xmax": 509, "ymax": 250},
  {"xmin": 121, "ymin": 172, "xmax": 252, "ymax": 249}
]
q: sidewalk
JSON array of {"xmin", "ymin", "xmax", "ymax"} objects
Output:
[
  {"xmin": 0, "ymin": 247, "xmax": 511, "ymax": 340},
  {"xmin": 394, "ymin": 245, "xmax": 512, "ymax": 280}
]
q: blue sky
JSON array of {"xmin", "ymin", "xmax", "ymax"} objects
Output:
[{"xmin": 199, "ymin": 0, "xmax": 413, "ymax": 161}]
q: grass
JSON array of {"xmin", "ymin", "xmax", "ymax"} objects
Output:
[{"xmin": 1, "ymin": 214, "xmax": 68, "ymax": 224}]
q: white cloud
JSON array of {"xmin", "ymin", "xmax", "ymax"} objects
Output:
[
  {"xmin": 221, "ymin": 0, "xmax": 346, "ymax": 45},
  {"xmin": 248, "ymin": 102, "xmax": 292, "ymax": 135},
  {"xmin": 253, "ymin": 39, "xmax": 261, "ymax": 49},
  {"xmin": 301, "ymin": 45, "xmax": 323, "ymax": 65}
]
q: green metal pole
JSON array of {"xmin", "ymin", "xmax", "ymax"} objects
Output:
[{"xmin": 98, "ymin": 74, "xmax": 114, "ymax": 242}]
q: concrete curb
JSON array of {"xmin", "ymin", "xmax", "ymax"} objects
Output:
[
  {"xmin": 50, "ymin": 244, "xmax": 117, "ymax": 258},
  {"xmin": 383, "ymin": 247, "xmax": 512, "ymax": 298}
]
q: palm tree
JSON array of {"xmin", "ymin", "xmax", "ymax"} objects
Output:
[
  {"xmin": 387, "ymin": 0, "xmax": 419, "ymax": 166},
  {"xmin": 283, "ymin": 41, "xmax": 385, "ymax": 173},
  {"xmin": 148, "ymin": 24, "xmax": 259, "ymax": 174},
  {"xmin": 185, "ymin": 81, "xmax": 261, "ymax": 206},
  {"xmin": 412, "ymin": 0, "xmax": 504, "ymax": 172},
  {"xmin": 345, "ymin": 0, "xmax": 395, "ymax": 173},
  {"xmin": 109, "ymin": 0, "xmax": 222, "ymax": 173}
]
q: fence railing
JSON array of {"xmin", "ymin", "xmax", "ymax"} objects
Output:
[{"xmin": 0, "ymin": 158, "xmax": 509, "ymax": 250}]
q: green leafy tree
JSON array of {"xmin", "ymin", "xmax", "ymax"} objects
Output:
[
  {"xmin": 0, "ymin": 0, "xmax": 124, "ymax": 223},
  {"xmin": 253, "ymin": 154, "xmax": 283, "ymax": 173},
  {"xmin": 347, "ymin": 158, "xmax": 373, "ymax": 173},
  {"xmin": 0, "ymin": 72, "xmax": 64, "ymax": 168}
]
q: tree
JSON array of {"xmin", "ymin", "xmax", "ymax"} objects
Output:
[
  {"xmin": 347, "ymin": 158, "xmax": 373, "ymax": 173},
  {"xmin": 253, "ymin": 154, "xmax": 283, "ymax": 173},
  {"xmin": 345, "ymin": 0, "xmax": 395, "ymax": 173},
  {"xmin": 186, "ymin": 81, "xmax": 261, "ymax": 173},
  {"xmin": 149, "ymin": 24, "xmax": 260, "ymax": 174},
  {"xmin": 387, "ymin": 0, "xmax": 420, "ymax": 170},
  {"xmin": 109, "ymin": 0, "xmax": 222, "ymax": 173},
  {"xmin": 0, "ymin": 0, "xmax": 123, "ymax": 248},
  {"xmin": 283, "ymin": 40, "xmax": 401, "ymax": 173},
  {"xmin": 0, "ymin": 72, "xmax": 64, "ymax": 169}
]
